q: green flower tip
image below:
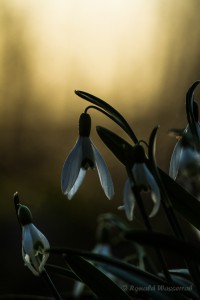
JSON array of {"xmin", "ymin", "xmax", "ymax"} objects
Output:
[{"xmin": 18, "ymin": 205, "xmax": 33, "ymax": 226}]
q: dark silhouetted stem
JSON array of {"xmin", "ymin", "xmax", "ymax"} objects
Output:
[
  {"xmin": 41, "ymin": 269, "xmax": 63, "ymax": 300},
  {"xmin": 126, "ymin": 166, "xmax": 172, "ymax": 283}
]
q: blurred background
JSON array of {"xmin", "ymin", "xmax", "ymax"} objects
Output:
[{"xmin": 1, "ymin": 0, "xmax": 200, "ymax": 296}]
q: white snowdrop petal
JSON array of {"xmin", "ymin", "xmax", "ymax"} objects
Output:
[
  {"xmin": 22, "ymin": 223, "xmax": 50, "ymax": 275},
  {"xmin": 123, "ymin": 179, "xmax": 136, "ymax": 221},
  {"xmin": 179, "ymin": 147, "xmax": 200, "ymax": 175},
  {"xmin": 61, "ymin": 137, "xmax": 83, "ymax": 195},
  {"xmin": 22, "ymin": 249, "xmax": 39, "ymax": 276},
  {"xmin": 149, "ymin": 191, "xmax": 161, "ymax": 218},
  {"xmin": 144, "ymin": 167, "xmax": 161, "ymax": 217},
  {"xmin": 169, "ymin": 141, "xmax": 183, "ymax": 179},
  {"xmin": 38, "ymin": 253, "xmax": 49, "ymax": 273},
  {"xmin": 132, "ymin": 163, "xmax": 160, "ymax": 217},
  {"xmin": 22, "ymin": 225, "xmax": 34, "ymax": 257},
  {"xmin": 67, "ymin": 168, "xmax": 86, "ymax": 199},
  {"xmin": 92, "ymin": 144, "xmax": 114, "ymax": 200},
  {"xmin": 145, "ymin": 168, "xmax": 160, "ymax": 199},
  {"xmin": 29, "ymin": 224, "xmax": 50, "ymax": 250}
]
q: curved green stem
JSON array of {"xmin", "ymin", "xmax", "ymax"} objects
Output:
[
  {"xmin": 76, "ymin": 90, "xmax": 138, "ymax": 144},
  {"xmin": 126, "ymin": 166, "xmax": 172, "ymax": 283}
]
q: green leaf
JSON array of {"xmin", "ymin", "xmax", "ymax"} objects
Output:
[
  {"xmin": 50, "ymin": 248, "xmax": 190, "ymax": 299},
  {"xmin": 170, "ymin": 275, "xmax": 197, "ymax": 299},
  {"xmin": 75, "ymin": 90, "xmax": 138, "ymax": 143},
  {"xmin": 124, "ymin": 230, "xmax": 200, "ymax": 262},
  {"xmin": 97, "ymin": 125, "xmax": 200, "ymax": 229},
  {"xmin": 96, "ymin": 126, "xmax": 134, "ymax": 166},
  {"xmin": 50, "ymin": 247, "xmax": 168, "ymax": 285},
  {"xmin": 64, "ymin": 254, "xmax": 131, "ymax": 300},
  {"xmin": 159, "ymin": 170, "xmax": 200, "ymax": 230},
  {"xmin": 46, "ymin": 264, "xmax": 80, "ymax": 281}
]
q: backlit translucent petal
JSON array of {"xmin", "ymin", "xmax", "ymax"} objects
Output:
[
  {"xmin": 22, "ymin": 223, "xmax": 50, "ymax": 275},
  {"xmin": 132, "ymin": 163, "xmax": 160, "ymax": 217},
  {"xmin": 22, "ymin": 225, "xmax": 34, "ymax": 258},
  {"xmin": 179, "ymin": 147, "xmax": 200, "ymax": 177},
  {"xmin": 61, "ymin": 137, "xmax": 83, "ymax": 195},
  {"xmin": 122, "ymin": 179, "xmax": 136, "ymax": 221},
  {"xmin": 38, "ymin": 253, "xmax": 49, "ymax": 273},
  {"xmin": 22, "ymin": 248, "xmax": 39, "ymax": 276},
  {"xmin": 67, "ymin": 168, "xmax": 86, "ymax": 199},
  {"xmin": 92, "ymin": 143, "xmax": 114, "ymax": 200},
  {"xmin": 169, "ymin": 140, "xmax": 183, "ymax": 179},
  {"xmin": 144, "ymin": 168, "xmax": 160, "ymax": 218},
  {"xmin": 29, "ymin": 224, "xmax": 50, "ymax": 251},
  {"xmin": 149, "ymin": 191, "xmax": 161, "ymax": 218}
]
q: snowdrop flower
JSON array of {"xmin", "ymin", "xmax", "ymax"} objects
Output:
[
  {"xmin": 61, "ymin": 112, "xmax": 114, "ymax": 199},
  {"xmin": 169, "ymin": 96, "xmax": 200, "ymax": 180},
  {"xmin": 18, "ymin": 205, "xmax": 50, "ymax": 276},
  {"xmin": 169, "ymin": 127, "xmax": 200, "ymax": 180},
  {"xmin": 119, "ymin": 145, "xmax": 160, "ymax": 221}
]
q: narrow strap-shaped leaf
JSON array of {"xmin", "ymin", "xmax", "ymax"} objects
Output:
[
  {"xmin": 50, "ymin": 247, "xmax": 166, "ymax": 284},
  {"xmin": 46, "ymin": 264, "xmax": 80, "ymax": 281},
  {"xmin": 97, "ymin": 125, "xmax": 200, "ymax": 230},
  {"xmin": 170, "ymin": 276, "xmax": 198, "ymax": 299},
  {"xmin": 64, "ymin": 254, "xmax": 131, "ymax": 300},
  {"xmin": 96, "ymin": 126, "xmax": 135, "ymax": 166},
  {"xmin": 159, "ymin": 169, "xmax": 200, "ymax": 230},
  {"xmin": 124, "ymin": 230, "xmax": 200, "ymax": 262},
  {"xmin": 100, "ymin": 264, "xmax": 173, "ymax": 300},
  {"xmin": 50, "ymin": 248, "xmax": 177, "ymax": 287},
  {"xmin": 50, "ymin": 248, "xmax": 191, "ymax": 299},
  {"xmin": 100, "ymin": 264, "xmax": 193, "ymax": 300},
  {"xmin": 75, "ymin": 90, "xmax": 138, "ymax": 143}
]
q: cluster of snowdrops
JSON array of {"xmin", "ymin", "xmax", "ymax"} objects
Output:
[{"xmin": 14, "ymin": 81, "xmax": 200, "ymax": 300}]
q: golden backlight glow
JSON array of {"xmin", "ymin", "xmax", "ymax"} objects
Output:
[
  {"xmin": 0, "ymin": 0, "xmax": 200, "ymax": 124},
  {"xmin": 1, "ymin": 2, "xmax": 200, "ymax": 290}
]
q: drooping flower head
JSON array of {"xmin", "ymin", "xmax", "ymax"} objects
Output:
[
  {"xmin": 18, "ymin": 204, "xmax": 50, "ymax": 276},
  {"xmin": 169, "ymin": 129, "xmax": 200, "ymax": 180},
  {"xmin": 119, "ymin": 144, "xmax": 160, "ymax": 221},
  {"xmin": 169, "ymin": 87, "xmax": 200, "ymax": 181},
  {"xmin": 61, "ymin": 112, "xmax": 114, "ymax": 200}
]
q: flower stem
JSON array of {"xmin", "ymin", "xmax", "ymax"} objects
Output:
[
  {"xmin": 84, "ymin": 105, "xmax": 139, "ymax": 144},
  {"xmin": 148, "ymin": 126, "xmax": 200, "ymax": 297},
  {"xmin": 126, "ymin": 167, "xmax": 172, "ymax": 283},
  {"xmin": 41, "ymin": 269, "xmax": 63, "ymax": 300}
]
